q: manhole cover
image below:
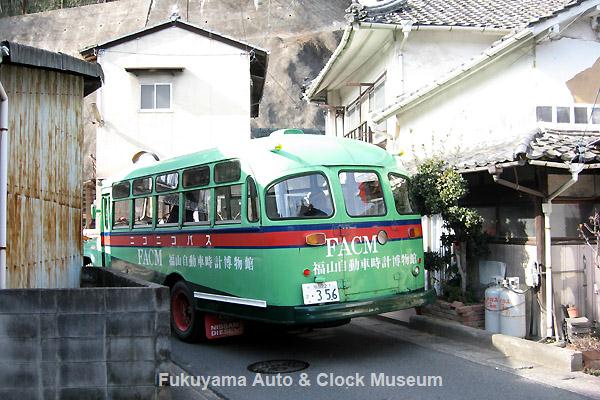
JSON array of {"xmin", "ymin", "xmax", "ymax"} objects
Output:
[{"xmin": 247, "ymin": 359, "xmax": 309, "ymax": 374}]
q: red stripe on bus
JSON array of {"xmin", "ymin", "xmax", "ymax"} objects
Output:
[{"xmin": 102, "ymin": 224, "xmax": 422, "ymax": 248}]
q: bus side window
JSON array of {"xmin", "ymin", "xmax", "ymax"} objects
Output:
[
  {"xmin": 388, "ymin": 173, "xmax": 413, "ymax": 214},
  {"xmin": 246, "ymin": 177, "xmax": 259, "ymax": 223},
  {"xmin": 183, "ymin": 189, "xmax": 210, "ymax": 224},
  {"xmin": 214, "ymin": 160, "xmax": 240, "ymax": 184},
  {"xmin": 157, "ymin": 193, "xmax": 180, "ymax": 225},
  {"xmin": 134, "ymin": 196, "xmax": 152, "ymax": 227},
  {"xmin": 113, "ymin": 199, "xmax": 130, "ymax": 229},
  {"xmin": 215, "ymin": 185, "xmax": 242, "ymax": 223}
]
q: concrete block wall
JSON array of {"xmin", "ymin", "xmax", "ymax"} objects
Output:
[{"xmin": 0, "ymin": 268, "xmax": 171, "ymax": 400}]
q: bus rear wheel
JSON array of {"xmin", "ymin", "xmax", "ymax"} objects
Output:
[{"xmin": 170, "ymin": 281, "xmax": 205, "ymax": 342}]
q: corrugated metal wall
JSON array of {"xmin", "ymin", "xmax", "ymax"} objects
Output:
[{"xmin": 0, "ymin": 64, "xmax": 83, "ymax": 288}]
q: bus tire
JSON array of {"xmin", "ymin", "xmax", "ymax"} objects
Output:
[{"xmin": 170, "ymin": 281, "xmax": 205, "ymax": 342}]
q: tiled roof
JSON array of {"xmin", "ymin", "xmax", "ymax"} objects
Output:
[
  {"xmin": 354, "ymin": 0, "xmax": 585, "ymax": 29},
  {"xmin": 452, "ymin": 128, "xmax": 600, "ymax": 171}
]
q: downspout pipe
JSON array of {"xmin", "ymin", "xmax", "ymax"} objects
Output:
[
  {"xmin": 487, "ymin": 165, "xmax": 545, "ymax": 198},
  {"xmin": 0, "ymin": 45, "xmax": 8, "ymax": 289},
  {"xmin": 541, "ymin": 163, "xmax": 584, "ymax": 339}
]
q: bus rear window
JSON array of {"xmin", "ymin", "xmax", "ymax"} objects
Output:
[
  {"xmin": 266, "ymin": 174, "xmax": 333, "ymax": 220},
  {"xmin": 339, "ymin": 171, "xmax": 386, "ymax": 217},
  {"xmin": 389, "ymin": 173, "xmax": 413, "ymax": 214}
]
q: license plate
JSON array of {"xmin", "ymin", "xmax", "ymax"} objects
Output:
[{"xmin": 302, "ymin": 281, "xmax": 340, "ymax": 305}]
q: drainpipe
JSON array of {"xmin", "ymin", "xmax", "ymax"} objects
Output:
[
  {"xmin": 0, "ymin": 45, "xmax": 9, "ymax": 289},
  {"xmin": 487, "ymin": 165, "xmax": 545, "ymax": 198},
  {"xmin": 542, "ymin": 163, "xmax": 584, "ymax": 338}
]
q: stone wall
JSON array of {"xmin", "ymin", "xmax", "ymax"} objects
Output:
[{"xmin": 0, "ymin": 267, "xmax": 170, "ymax": 400}]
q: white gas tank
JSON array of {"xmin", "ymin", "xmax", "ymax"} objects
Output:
[
  {"xmin": 484, "ymin": 279, "xmax": 502, "ymax": 333},
  {"xmin": 500, "ymin": 278, "xmax": 526, "ymax": 338}
]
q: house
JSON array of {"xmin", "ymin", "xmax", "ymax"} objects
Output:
[
  {"xmin": 0, "ymin": 1, "xmax": 350, "ymax": 228},
  {"xmin": 306, "ymin": 0, "xmax": 600, "ymax": 337},
  {"xmin": 80, "ymin": 16, "xmax": 269, "ymax": 185},
  {"xmin": 0, "ymin": 40, "xmax": 102, "ymax": 288}
]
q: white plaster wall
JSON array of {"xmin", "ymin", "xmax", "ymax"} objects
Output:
[
  {"xmin": 96, "ymin": 26, "xmax": 251, "ymax": 180},
  {"xmin": 395, "ymin": 46, "xmax": 538, "ymax": 160},
  {"xmin": 402, "ymin": 30, "xmax": 501, "ymax": 95},
  {"xmin": 392, "ymin": 19, "xmax": 600, "ymax": 163},
  {"xmin": 535, "ymin": 32, "xmax": 600, "ymax": 104},
  {"xmin": 325, "ymin": 30, "xmax": 501, "ymax": 139}
]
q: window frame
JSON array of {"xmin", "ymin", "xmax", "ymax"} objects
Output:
[
  {"xmin": 265, "ymin": 172, "xmax": 335, "ymax": 221},
  {"xmin": 246, "ymin": 176, "xmax": 260, "ymax": 223},
  {"xmin": 214, "ymin": 160, "xmax": 241, "ymax": 184},
  {"xmin": 112, "ymin": 199, "xmax": 131, "ymax": 230},
  {"xmin": 182, "ymin": 165, "xmax": 211, "ymax": 189},
  {"xmin": 133, "ymin": 196, "xmax": 153, "ymax": 228},
  {"xmin": 132, "ymin": 176, "xmax": 153, "ymax": 196},
  {"xmin": 156, "ymin": 192, "xmax": 181, "ymax": 227},
  {"xmin": 140, "ymin": 82, "xmax": 172, "ymax": 112},
  {"xmin": 338, "ymin": 169, "xmax": 387, "ymax": 218},
  {"xmin": 112, "ymin": 181, "xmax": 130, "ymax": 200},
  {"xmin": 535, "ymin": 104, "xmax": 600, "ymax": 125},
  {"xmin": 214, "ymin": 183, "xmax": 243, "ymax": 225},
  {"xmin": 182, "ymin": 188, "xmax": 212, "ymax": 226},
  {"xmin": 155, "ymin": 171, "xmax": 179, "ymax": 193},
  {"xmin": 388, "ymin": 172, "xmax": 413, "ymax": 215}
]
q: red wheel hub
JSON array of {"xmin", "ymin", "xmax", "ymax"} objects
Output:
[{"xmin": 172, "ymin": 290, "xmax": 192, "ymax": 332}]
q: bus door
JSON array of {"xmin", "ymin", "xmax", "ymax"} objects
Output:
[{"xmin": 338, "ymin": 170, "xmax": 399, "ymax": 300}]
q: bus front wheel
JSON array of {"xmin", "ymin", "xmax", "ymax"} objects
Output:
[{"xmin": 170, "ymin": 281, "xmax": 205, "ymax": 342}]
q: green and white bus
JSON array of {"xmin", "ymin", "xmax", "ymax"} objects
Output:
[{"xmin": 85, "ymin": 130, "xmax": 435, "ymax": 341}]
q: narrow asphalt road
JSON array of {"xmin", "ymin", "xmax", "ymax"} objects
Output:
[{"xmin": 170, "ymin": 317, "xmax": 595, "ymax": 400}]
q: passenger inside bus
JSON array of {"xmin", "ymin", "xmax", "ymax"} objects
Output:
[
  {"xmin": 166, "ymin": 205, "xmax": 179, "ymax": 223},
  {"xmin": 301, "ymin": 189, "xmax": 331, "ymax": 217}
]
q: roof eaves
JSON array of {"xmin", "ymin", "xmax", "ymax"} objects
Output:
[
  {"xmin": 304, "ymin": 24, "xmax": 354, "ymax": 102},
  {"xmin": 80, "ymin": 18, "xmax": 269, "ymax": 58},
  {"xmin": 456, "ymin": 127, "xmax": 600, "ymax": 173},
  {"xmin": 371, "ymin": 0, "xmax": 600, "ymax": 123},
  {"xmin": 1, "ymin": 40, "xmax": 103, "ymax": 95},
  {"xmin": 371, "ymin": 28, "xmax": 533, "ymax": 123}
]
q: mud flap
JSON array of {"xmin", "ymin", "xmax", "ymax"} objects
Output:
[{"xmin": 204, "ymin": 314, "xmax": 245, "ymax": 339}]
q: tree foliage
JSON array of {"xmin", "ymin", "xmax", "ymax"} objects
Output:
[
  {"xmin": 410, "ymin": 157, "xmax": 481, "ymax": 238},
  {"xmin": 410, "ymin": 157, "xmax": 486, "ymax": 297}
]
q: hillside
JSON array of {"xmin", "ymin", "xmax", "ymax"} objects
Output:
[{"xmin": 0, "ymin": 0, "xmax": 348, "ymax": 128}]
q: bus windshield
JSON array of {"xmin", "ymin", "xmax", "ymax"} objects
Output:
[{"xmin": 266, "ymin": 173, "xmax": 334, "ymax": 219}]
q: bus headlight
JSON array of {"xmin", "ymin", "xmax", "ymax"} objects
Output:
[
  {"xmin": 411, "ymin": 266, "xmax": 420, "ymax": 277},
  {"xmin": 377, "ymin": 230, "xmax": 388, "ymax": 245}
]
